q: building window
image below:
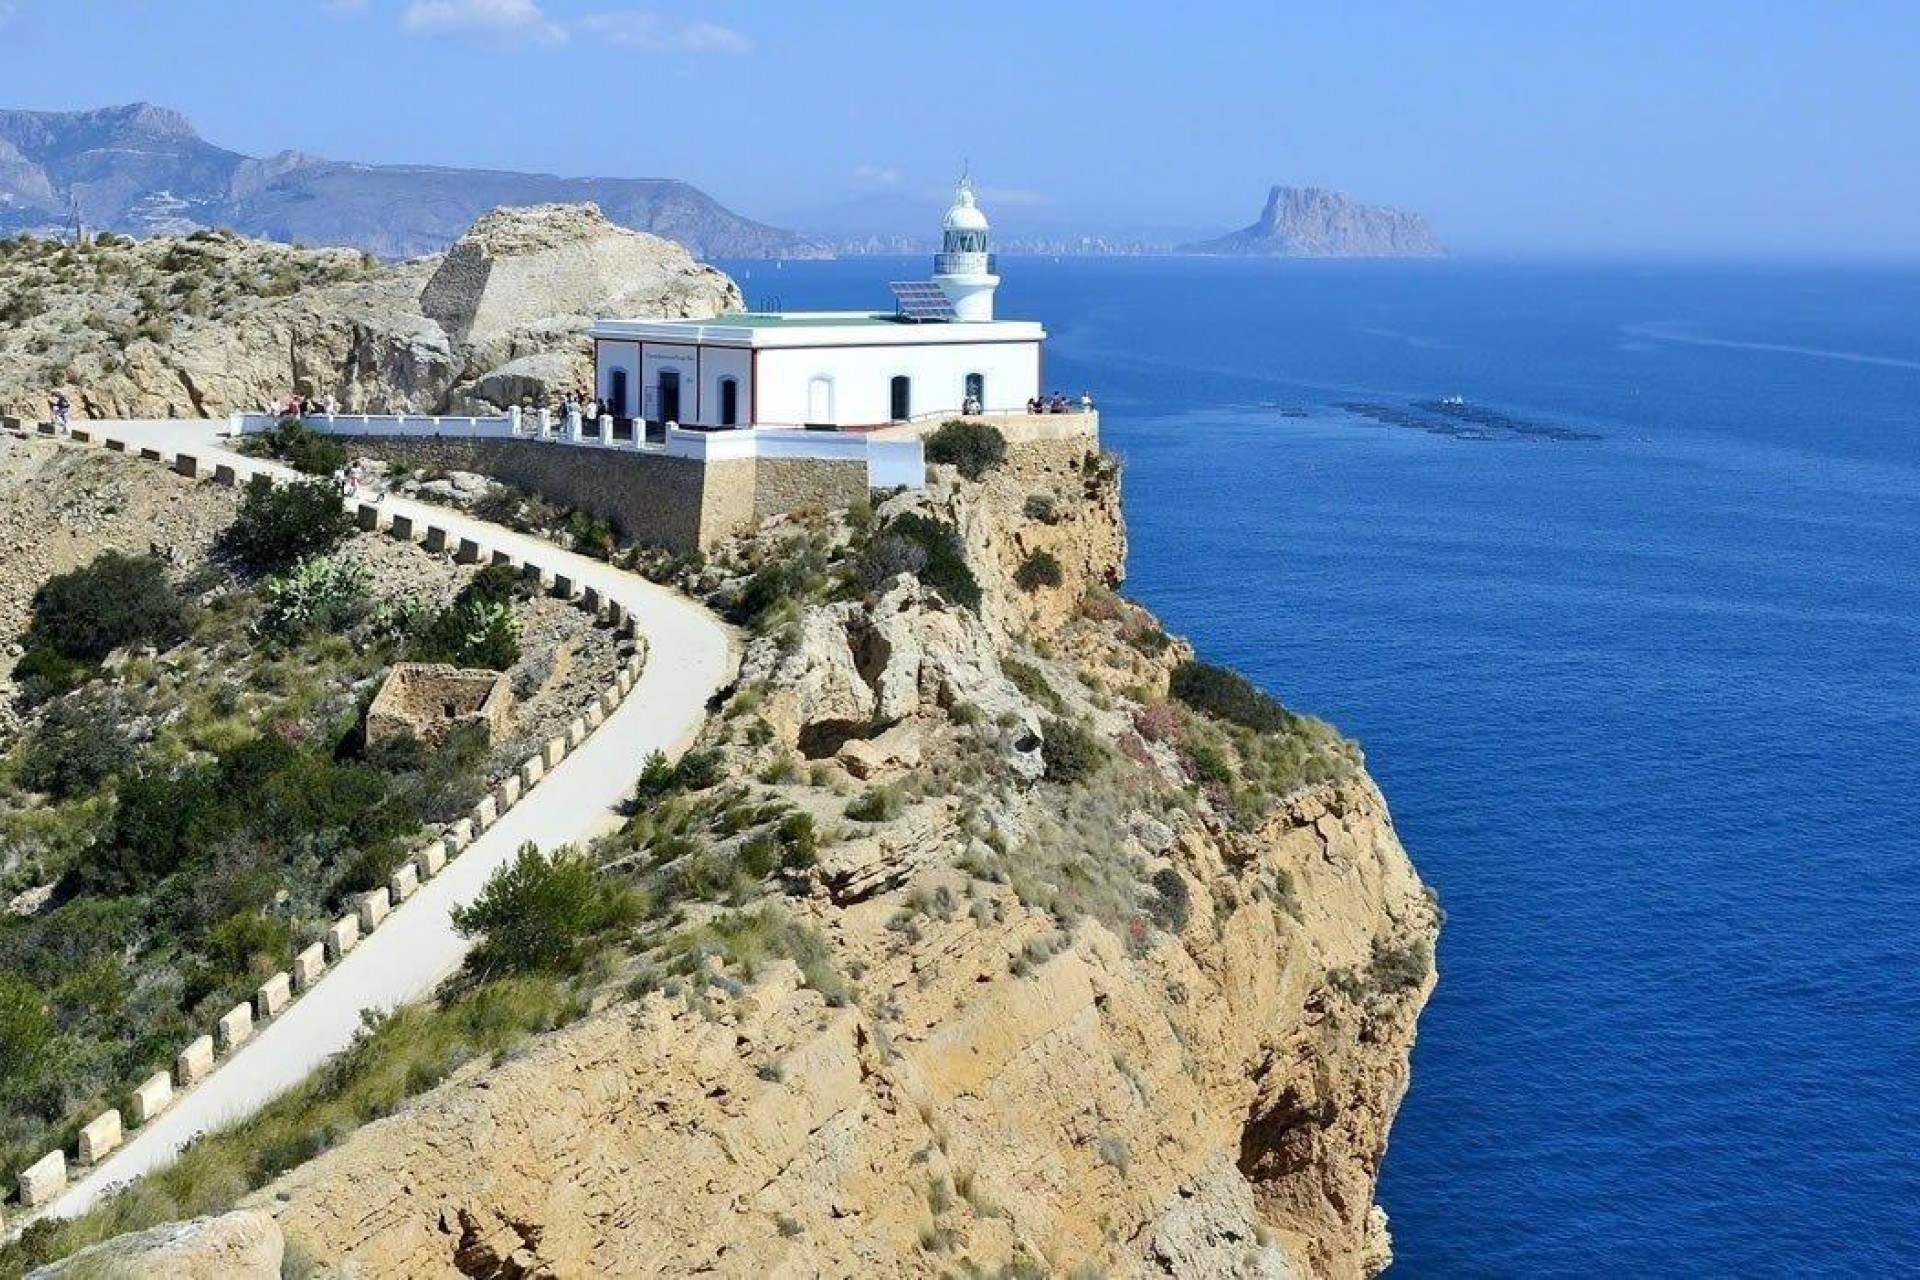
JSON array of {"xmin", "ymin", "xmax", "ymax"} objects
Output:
[
  {"xmin": 657, "ymin": 367, "xmax": 681, "ymax": 423},
  {"xmin": 889, "ymin": 375, "xmax": 912, "ymax": 422},
  {"xmin": 718, "ymin": 377, "xmax": 739, "ymax": 427},
  {"xmin": 964, "ymin": 372, "xmax": 985, "ymax": 412}
]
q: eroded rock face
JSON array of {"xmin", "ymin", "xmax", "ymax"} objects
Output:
[
  {"xmin": 0, "ymin": 202, "xmax": 742, "ymax": 422},
  {"xmin": 30, "ymin": 1208, "xmax": 282, "ymax": 1278}
]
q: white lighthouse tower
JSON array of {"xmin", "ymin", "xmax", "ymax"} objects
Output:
[{"xmin": 933, "ymin": 177, "xmax": 999, "ymax": 322}]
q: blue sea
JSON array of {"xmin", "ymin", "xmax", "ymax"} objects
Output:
[{"xmin": 723, "ymin": 255, "xmax": 1920, "ymax": 1276}]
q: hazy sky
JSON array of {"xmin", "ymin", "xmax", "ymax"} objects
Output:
[{"xmin": 1, "ymin": 0, "xmax": 1914, "ymax": 257}]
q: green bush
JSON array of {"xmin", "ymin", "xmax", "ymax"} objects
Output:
[
  {"xmin": 19, "ymin": 693, "xmax": 135, "ymax": 798},
  {"xmin": 925, "ymin": 420, "xmax": 1007, "ymax": 480},
  {"xmin": 225, "ymin": 476, "xmax": 355, "ymax": 573},
  {"xmin": 1368, "ymin": 936, "xmax": 1431, "ymax": 995},
  {"xmin": 406, "ymin": 567, "xmax": 524, "ymax": 670},
  {"xmin": 1002, "ymin": 657, "xmax": 1062, "ymax": 712},
  {"xmin": 567, "ymin": 510, "xmax": 618, "ymax": 560},
  {"xmin": 255, "ymin": 555, "xmax": 372, "ymax": 644},
  {"xmin": 1169, "ymin": 660, "xmax": 1296, "ymax": 734},
  {"xmin": 1014, "ymin": 549, "xmax": 1064, "ymax": 592},
  {"xmin": 876, "ymin": 513, "xmax": 980, "ymax": 610},
  {"xmin": 452, "ymin": 844, "xmax": 632, "ymax": 976},
  {"xmin": 1146, "ymin": 868, "xmax": 1191, "ymax": 933},
  {"xmin": 257, "ymin": 418, "xmax": 349, "ymax": 477},
  {"xmin": 28, "ymin": 550, "xmax": 184, "ymax": 662},
  {"xmin": 1041, "ymin": 718, "xmax": 1105, "ymax": 784},
  {"xmin": 846, "ymin": 784, "xmax": 905, "ymax": 823}
]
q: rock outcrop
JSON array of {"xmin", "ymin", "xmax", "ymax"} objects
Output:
[
  {"xmin": 30, "ymin": 1208, "xmax": 283, "ymax": 1278},
  {"xmin": 1182, "ymin": 187, "xmax": 1443, "ymax": 258},
  {"xmin": 0, "ymin": 202, "xmax": 742, "ymax": 422}
]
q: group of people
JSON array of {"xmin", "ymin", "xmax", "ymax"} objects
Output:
[
  {"xmin": 1025, "ymin": 391, "xmax": 1094, "ymax": 415},
  {"xmin": 558, "ymin": 389, "xmax": 604, "ymax": 424},
  {"xmin": 273, "ymin": 393, "xmax": 340, "ymax": 419}
]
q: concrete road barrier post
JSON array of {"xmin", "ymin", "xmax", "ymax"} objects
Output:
[
  {"xmin": 293, "ymin": 942, "xmax": 327, "ymax": 991},
  {"xmin": 217, "ymin": 1002, "xmax": 254, "ymax": 1051},
  {"xmin": 357, "ymin": 503, "xmax": 383, "ymax": 531},
  {"xmin": 456, "ymin": 537, "xmax": 482, "ymax": 564},
  {"xmin": 77, "ymin": 1111, "xmax": 123, "ymax": 1164},
  {"xmin": 473, "ymin": 795, "xmax": 499, "ymax": 830},
  {"xmin": 256, "ymin": 972, "xmax": 293, "ymax": 1019},
  {"xmin": 357, "ymin": 889, "xmax": 390, "ymax": 931},
  {"xmin": 414, "ymin": 842, "xmax": 446, "ymax": 879},
  {"xmin": 520, "ymin": 755, "xmax": 544, "ymax": 788},
  {"xmin": 423, "ymin": 526, "xmax": 449, "ymax": 554},
  {"xmin": 213, "ymin": 463, "xmax": 238, "ymax": 486},
  {"xmin": 18, "ymin": 1152, "xmax": 67, "ymax": 1208},
  {"xmin": 176, "ymin": 1035, "xmax": 216, "ymax": 1086},
  {"xmin": 174, "ymin": 454, "xmax": 198, "ymax": 478},
  {"xmin": 326, "ymin": 914, "xmax": 360, "ymax": 960},
  {"xmin": 389, "ymin": 862, "xmax": 421, "ymax": 901},
  {"xmin": 389, "ymin": 513, "xmax": 415, "ymax": 542},
  {"xmin": 130, "ymin": 1072, "xmax": 173, "ymax": 1125},
  {"xmin": 544, "ymin": 737, "xmax": 567, "ymax": 770}
]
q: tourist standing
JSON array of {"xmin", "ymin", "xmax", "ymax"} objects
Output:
[
  {"xmin": 51, "ymin": 392, "xmax": 70, "ymax": 433},
  {"xmin": 1080, "ymin": 391, "xmax": 1094, "ymax": 414}
]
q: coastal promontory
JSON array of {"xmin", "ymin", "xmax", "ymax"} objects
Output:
[{"xmin": 1182, "ymin": 186, "xmax": 1443, "ymax": 258}]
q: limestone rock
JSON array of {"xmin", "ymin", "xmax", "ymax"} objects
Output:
[
  {"xmin": 420, "ymin": 202, "xmax": 740, "ymax": 353},
  {"xmin": 30, "ymin": 1208, "xmax": 282, "ymax": 1278}
]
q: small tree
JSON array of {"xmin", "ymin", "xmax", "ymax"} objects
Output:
[
  {"xmin": 1041, "ymin": 718, "xmax": 1105, "ymax": 784},
  {"xmin": 28, "ymin": 550, "xmax": 184, "ymax": 662},
  {"xmin": 925, "ymin": 419, "xmax": 1008, "ymax": 481},
  {"xmin": 1014, "ymin": 549, "xmax": 1064, "ymax": 592},
  {"xmin": 452, "ymin": 844, "xmax": 628, "ymax": 975},
  {"xmin": 225, "ymin": 475, "xmax": 355, "ymax": 573},
  {"xmin": 258, "ymin": 418, "xmax": 349, "ymax": 476}
]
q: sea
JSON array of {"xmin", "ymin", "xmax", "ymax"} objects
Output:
[{"xmin": 721, "ymin": 254, "xmax": 1920, "ymax": 1277}]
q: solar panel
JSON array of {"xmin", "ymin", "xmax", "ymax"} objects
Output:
[{"xmin": 889, "ymin": 280, "xmax": 955, "ymax": 321}]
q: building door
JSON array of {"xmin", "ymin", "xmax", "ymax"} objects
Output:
[
  {"xmin": 889, "ymin": 375, "xmax": 912, "ymax": 422},
  {"xmin": 719, "ymin": 377, "xmax": 739, "ymax": 426},
  {"xmin": 964, "ymin": 372, "xmax": 985, "ymax": 411},
  {"xmin": 657, "ymin": 368, "xmax": 682, "ymax": 423},
  {"xmin": 608, "ymin": 368, "xmax": 629, "ymax": 416},
  {"xmin": 807, "ymin": 377, "xmax": 833, "ymax": 424}
]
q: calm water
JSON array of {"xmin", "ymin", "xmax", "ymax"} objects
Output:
[{"xmin": 724, "ymin": 256, "xmax": 1920, "ymax": 1276}]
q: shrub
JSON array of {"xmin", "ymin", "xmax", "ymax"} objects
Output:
[
  {"xmin": 255, "ymin": 555, "xmax": 372, "ymax": 644},
  {"xmin": 1169, "ymin": 660, "xmax": 1295, "ymax": 734},
  {"xmin": 28, "ymin": 550, "xmax": 184, "ymax": 662},
  {"xmin": 776, "ymin": 811, "xmax": 818, "ymax": 868},
  {"xmin": 858, "ymin": 531, "xmax": 930, "ymax": 590},
  {"xmin": 671, "ymin": 748, "xmax": 726, "ymax": 792},
  {"xmin": 1146, "ymin": 867, "xmax": 1191, "ymax": 933},
  {"xmin": 20, "ymin": 692, "xmax": 135, "ymax": 798},
  {"xmin": 1022, "ymin": 493, "xmax": 1060, "ymax": 524},
  {"xmin": 1040, "ymin": 718, "xmax": 1105, "ymax": 784},
  {"xmin": 406, "ymin": 568, "xmax": 524, "ymax": 670},
  {"xmin": 1133, "ymin": 702, "xmax": 1185, "ymax": 745},
  {"xmin": 1014, "ymin": 549, "xmax": 1064, "ymax": 592},
  {"xmin": 1185, "ymin": 740, "xmax": 1233, "ymax": 785},
  {"xmin": 877, "ymin": 514, "xmax": 980, "ymax": 610},
  {"xmin": 925, "ymin": 420, "xmax": 1007, "ymax": 480},
  {"xmin": 567, "ymin": 510, "xmax": 617, "ymax": 560},
  {"xmin": 257, "ymin": 418, "xmax": 349, "ymax": 476},
  {"xmin": 452, "ymin": 844, "xmax": 632, "ymax": 976},
  {"xmin": 1368, "ymin": 936, "xmax": 1431, "ymax": 995},
  {"xmin": 846, "ymin": 784, "xmax": 905, "ymax": 823},
  {"xmin": 1003, "ymin": 657, "xmax": 1063, "ymax": 712},
  {"xmin": 225, "ymin": 475, "xmax": 354, "ymax": 573}
]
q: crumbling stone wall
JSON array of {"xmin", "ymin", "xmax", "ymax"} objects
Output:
[{"xmin": 365, "ymin": 663, "xmax": 513, "ymax": 749}]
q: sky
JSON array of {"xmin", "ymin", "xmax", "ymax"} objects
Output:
[{"xmin": 0, "ymin": 0, "xmax": 1915, "ymax": 257}]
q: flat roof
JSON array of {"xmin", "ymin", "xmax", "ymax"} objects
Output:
[{"xmin": 591, "ymin": 310, "xmax": 1046, "ymax": 348}]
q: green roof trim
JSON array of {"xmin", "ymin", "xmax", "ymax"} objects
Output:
[{"xmin": 702, "ymin": 312, "xmax": 915, "ymax": 329}]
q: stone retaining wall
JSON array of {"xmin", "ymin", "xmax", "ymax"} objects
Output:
[
  {"xmin": 345, "ymin": 436, "xmax": 870, "ymax": 552},
  {"xmin": 9, "ymin": 428, "xmax": 658, "ymax": 1227}
]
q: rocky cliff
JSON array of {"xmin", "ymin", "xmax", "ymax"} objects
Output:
[
  {"xmin": 0, "ymin": 202, "xmax": 740, "ymax": 422},
  {"xmin": 0, "ymin": 103, "xmax": 823, "ymax": 260},
  {"xmin": 32, "ymin": 433, "xmax": 1436, "ymax": 1278},
  {"xmin": 1181, "ymin": 187, "xmax": 1442, "ymax": 258}
]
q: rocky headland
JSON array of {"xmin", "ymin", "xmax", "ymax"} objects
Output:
[
  {"xmin": 21, "ymin": 425, "xmax": 1438, "ymax": 1278},
  {"xmin": 0, "ymin": 202, "xmax": 739, "ymax": 423},
  {"xmin": 1181, "ymin": 187, "xmax": 1442, "ymax": 258}
]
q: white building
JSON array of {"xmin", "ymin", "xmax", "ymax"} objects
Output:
[{"xmin": 590, "ymin": 180, "xmax": 1044, "ymax": 430}]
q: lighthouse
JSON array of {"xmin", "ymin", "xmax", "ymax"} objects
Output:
[{"xmin": 933, "ymin": 177, "xmax": 999, "ymax": 322}]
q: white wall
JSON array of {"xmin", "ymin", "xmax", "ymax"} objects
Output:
[
  {"xmin": 699, "ymin": 346, "xmax": 752, "ymax": 427},
  {"xmin": 596, "ymin": 341, "xmax": 640, "ymax": 416},
  {"xmin": 753, "ymin": 341, "xmax": 1040, "ymax": 427}
]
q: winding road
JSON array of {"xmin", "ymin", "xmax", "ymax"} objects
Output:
[{"xmin": 44, "ymin": 420, "xmax": 737, "ymax": 1220}]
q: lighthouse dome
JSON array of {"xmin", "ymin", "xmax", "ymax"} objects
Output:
[{"xmin": 943, "ymin": 180, "xmax": 989, "ymax": 233}]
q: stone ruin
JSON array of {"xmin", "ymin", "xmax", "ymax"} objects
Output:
[{"xmin": 365, "ymin": 663, "xmax": 513, "ymax": 750}]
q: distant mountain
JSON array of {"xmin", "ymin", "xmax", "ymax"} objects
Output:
[
  {"xmin": 1180, "ymin": 186, "xmax": 1442, "ymax": 258},
  {"xmin": 0, "ymin": 103, "xmax": 825, "ymax": 260}
]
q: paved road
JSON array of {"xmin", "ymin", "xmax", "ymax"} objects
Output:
[{"xmin": 46, "ymin": 421, "xmax": 736, "ymax": 1219}]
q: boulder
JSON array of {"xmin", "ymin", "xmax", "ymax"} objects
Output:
[{"xmin": 31, "ymin": 1208, "xmax": 283, "ymax": 1278}]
